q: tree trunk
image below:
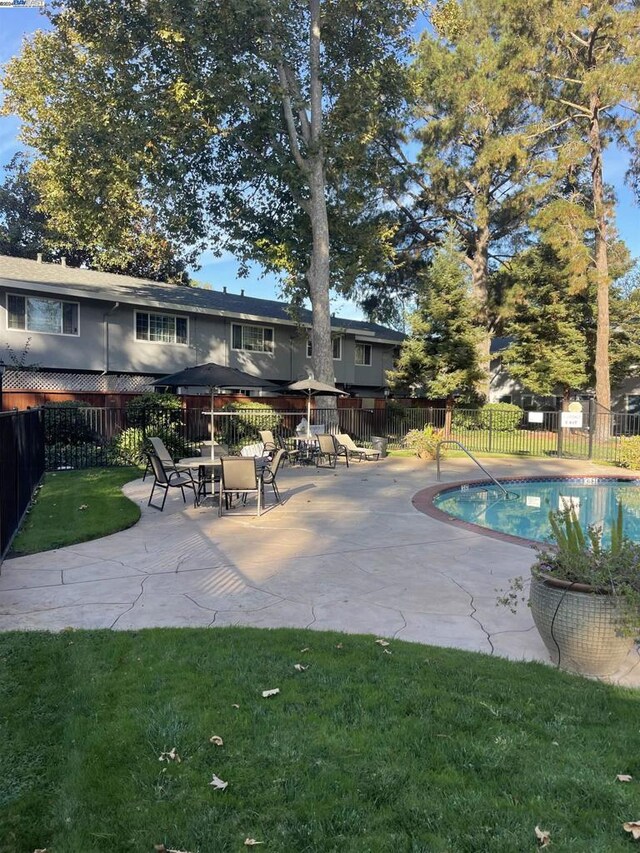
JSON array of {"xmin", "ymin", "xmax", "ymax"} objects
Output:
[
  {"xmin": 467, "ymin": 224, "xmax": 491, "ymax": 400},
  {"xmin": 589, "ymin": 93, "xmax": 611, "ymax": 442}
]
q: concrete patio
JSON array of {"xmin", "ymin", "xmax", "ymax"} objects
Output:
[{"xmin": 2, "ymin": 454, "xmax": 639, "ymax": 686}]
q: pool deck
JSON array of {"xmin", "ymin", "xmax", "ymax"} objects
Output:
[{"xmin": 2, "ymin": 454, "xmax": 639, "ymax": 687}]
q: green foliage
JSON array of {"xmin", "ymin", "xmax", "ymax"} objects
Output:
[
  {"xmin": 125, "ymin": 393, "xmax": 183, "ymax": 429},
  {"xmin": 451, "ymin": 407, "xmax": 481, "ymax": 431},
  {"xmin": 388, "ymin": 235, "xmax": 486, "ymax": 399},
  {"xmin": 42, "ymin": 401, "xmax": 94, "ymax": 445},
  {"xmin": 403, "ymin": 424, "xmax": 446, "ymax": 459},
  {"xmin": 109, "ymin": 426, "xmax": 188, "ymax": 466},
  {"xmin": 619, "ymin": 436, "xmax": 640, "ymax": 471},
  {"xmin": 532, "ymin": 504, "xmax": 640, "ymax": 633},
  {"xmin": 218, "ymin": 402, "xmax": 283, "ymax": 448},
  {"xmin": 477, "ymin": 403, "xmax": 523, "ymax": 432},
  {"xmin": 45, "ymin": 441, "xmax": 109, "ymax": 471}
]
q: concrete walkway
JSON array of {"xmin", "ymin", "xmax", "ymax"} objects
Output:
[{"xmin": 2, "ymin": 454, "xmax": 639, "ymax": 686}]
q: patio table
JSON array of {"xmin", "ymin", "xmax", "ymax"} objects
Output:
[{"xmin": 179, "ymin": 455, "xmax": 271, "ymax": 507}]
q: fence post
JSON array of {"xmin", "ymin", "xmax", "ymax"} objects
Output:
[
  {"xmin": 557, "ymin": 410, "xmax": 563, "ymax": 458},
  {"xmin": 587, "ymin": 397, "xmax": 594, "ymax": 460},
  {"xmin": 488, "ymin": 409, "xmax": 493, "ymax": 453}
]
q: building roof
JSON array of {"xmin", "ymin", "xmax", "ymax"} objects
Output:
[{"xmin": 0, "ymin": 255, "xmax": 405, "ymax": 344}]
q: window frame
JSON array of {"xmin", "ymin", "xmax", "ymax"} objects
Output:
[
  {"xmin": 134, "ymin": 310, "xmax": 189, "ymax": 346},
  {"xmin": 6, "ymin": 293, "xmax": 80, "ymax": 337},
  {"xmin": 231, "ymin": 322, "xmax": 275, "ymax": 355},
  {"xmin": 306, "ymin": 335, "xmax": 342, "ymax": 360},
  {"xmin": 355, "ymin": 342, "xmax": 372, "ymax": 367}
]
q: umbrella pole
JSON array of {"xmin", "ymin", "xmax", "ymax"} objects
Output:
[
  {"xmin": 210, "ymin": 389, "xmax": 215, "ymax": 460},
  {"xmin": 307, "ymin": 394, "xmax": 311, "ymax": 438}
]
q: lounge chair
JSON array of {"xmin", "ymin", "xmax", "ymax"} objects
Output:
[
  {"xmin": 146, "ymin": 451, "xmax": 197, "ymax": 511},
  {"xmin": 337, "ymin": 433, "xmax": 381, "ymax": 462},
  {"xmin": 316, "ymin": 433, "xmax": 349, "ymax": 468}
]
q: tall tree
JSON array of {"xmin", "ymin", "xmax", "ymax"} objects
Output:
[
  {"xmin": 0, "ymin": 154, "xmax": 193, "ymax": 282},
  {"xmin": 498, "ymin": 242, "xmax": 590, "ymax": 405},
  {"xmin": 387, "ymin": 233, "xmax": 486, "ymax": 407},
  {"xmin": 2, "ymin": 0, "xmax": 415, "ymax": 399},
  {"xmin": 385, "ymin": 0, "xmax": 554, "ymax": 396},
  {"xmin": 512, "ymin": 0, "xmax": 640, "ymax": 431}
]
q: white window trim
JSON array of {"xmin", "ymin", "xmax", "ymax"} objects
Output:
[
  {"xmin": 355, "ymin": 342, "xmax": 372, "ymax": 367},
  {"xmin": 306, "ymin": 335, "xmax": 342, "ymax": 361},
  {"xmin": 6, "ymin": 292, "xmax": 81, "ymax": 337},
  {"xmin": 134, "ymin": 310, "xmax": 189, "ymax": 346},
  {"xmin": 231, "ymin": 322, "xmax": 275, "ymax": 355}
]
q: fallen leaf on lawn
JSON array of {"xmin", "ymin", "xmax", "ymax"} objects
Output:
[
  {"xmin": 159, "ymin": 747, "xmax": 181, "ymax": 762},
  {"xmin": 300, "ymin": 647, "xmax": 310, "ymax": 653},
  {"xmin": 335, "ymin": 643, "xmax": 343, "ymax": 649},
  {"xmin": 617, "ymin": 774, "xmax": 633, "ymax": 782},
  {"xmin": 209, "ymin": 773, "xmax": 228, "ymax": 790},
  {"xmin": 383, "ymin": 648, "xmax": 392, "ymax": 655},
  {"xmin": 534, "ymin": 826, "xmax": 551, "ymax": 847},
  {"xmin": 209, "ymin": 735, "xmax": 224, "ymax": 746},
  {"xmin": 33, "ymin": 849, "xmax": 48, "ymax": 852},
  {"xmin": 262, "ymin": 688, "xmax": 280, "ymax": 698},
  {"xmin": 154, "ymin": 846, "xmax": 194, "ymax": 853},
  {"xmin": 623, "ymin": 821, "xmax": 640, "ymax": 840},
  {"xmin": 244, "ymin": 840, "xmax": 264, "ymax": 846},
  {"xmin": 232, "ymin": 703, "xmax": 240, "ymax": 709},
  {"xmin": 294, "ymin": 664, "xmax": 308, "ymax": 671},
  {"xmin": 375, "ymin": 638, "xmax": 390, "ymax": 647},
  {"xmin": 78, "ymin": 504, "xmax": 88, "ymax": 511},
  {"xmin": 551, "ymin": 741, "xmax": 559, "ymax": 746}
]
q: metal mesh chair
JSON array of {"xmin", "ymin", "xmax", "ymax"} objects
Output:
[
  {"xmin": 262, "ymin": 448, "xmax": 286, "ymax": 504},
  {"xmin": 219, "ymin": 457, "xmax": 262, "ymax": 517},
  {"xmin": 146, "ymin": 452, "xmax": 197, "ymax": 511},
  {"xmin": 259, "ymin": 430, "xmax": 278, "ymax": 455}
]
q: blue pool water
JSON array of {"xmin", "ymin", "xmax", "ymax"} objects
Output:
[{"xmin": 433, "ymin": 477, "xmax": 640, "ymax": 545}]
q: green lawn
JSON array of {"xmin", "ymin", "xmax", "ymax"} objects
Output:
[
  {"xmin": 10, "ymin": 467, "xmax": 142, "ymax": 556},
  {"xmin": 2, "ymin": 628, "xmax": 639, "ymax": 852}
]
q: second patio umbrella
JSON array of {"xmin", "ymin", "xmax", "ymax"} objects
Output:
[
  {"xmin": 154, "ymin": 363, "xmax": 278, "ymax": 458},
  {"xmin": 286, "ymin": 377, "xmax": 348, "ymax": 437}
]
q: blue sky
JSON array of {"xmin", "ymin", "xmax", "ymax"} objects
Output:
[{"xmin": 1, "ymin": 7, "xmax": 639, "ymax": 321}]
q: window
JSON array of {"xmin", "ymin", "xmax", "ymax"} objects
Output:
[
  {"xmin": 355, "ymin": 342, "xmax": 372, "ymax": 366},
  {"xmin": 7, "ymin": 294, "xmax": 79, "ymax": 336},
  {"xmin": 232, "ymin": 323, "xmax": 274, "ymax": 353},
  {"xmin": 306, "ymin": 336, "xmax": 342, "ymax": 359},
  {"xmin": 135, "ymin": 311, "xmax": 188, "ymax": 344},
  {"xmin": 627, "ymin": 395, "xmax": 640, "ymax": 414}
]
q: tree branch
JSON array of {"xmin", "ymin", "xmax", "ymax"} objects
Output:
[{"xmin": 276, "ymin": 62, "xmax": 308, "ymax": 174}]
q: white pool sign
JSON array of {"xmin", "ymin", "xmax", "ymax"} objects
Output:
[
  {"xmin": 560, "ymin": 411, "xmax": 583, "ymax": 429},
  {"xmin": 527, "ymin": 411, "xmax": 544, "ymax": 424}
]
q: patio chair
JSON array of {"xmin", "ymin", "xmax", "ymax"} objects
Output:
[
  {"xmin": 259, "ymin": 430, "xmax": 278, "ymax": 455},
  {"xmin": 262, "ymin": 448, "xmax": 286, "ymax": 505},
  {"xmin": 142, "ymin": 436, "xmax": 187, "ymax": 481},
  {"xmin": 276, "ymin": 434, "xmax": 301, "ymax": 466},
  {"xmin": 146, "ymin": 451, "xmax": 197, "ymax": 511},
  {"xmin": 337, "ymin": 433, "xmax": 381, "ymax": 462},
  {"xmin": 316, "ymin": 433, "xmax": 349, "ymax": 469},
  {"xmin": 219, "ymin": 456, "xmax": 263, "ymax": 517}
]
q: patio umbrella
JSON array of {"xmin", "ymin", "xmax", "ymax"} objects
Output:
[
  {"xmin": 286, "ymin": 377, "xmax": 348, "ymax": 437},
  {"xmin": 153, "ymin": 363, "xmax": 278, "ymax": 459}
]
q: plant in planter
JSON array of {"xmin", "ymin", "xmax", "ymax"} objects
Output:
[{"xmin": 500, "ymin": 504, "xmax": 640, "ymax": 678}]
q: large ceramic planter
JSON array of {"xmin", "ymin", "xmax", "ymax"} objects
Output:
[{"xmin": 529, "ymin": 573, "xmax": 636, "ymax": 677}]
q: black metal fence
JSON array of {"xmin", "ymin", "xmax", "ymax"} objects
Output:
[
  {"xmin": 0, "ymin": 408, "xmax": 45, "ymax": 559},
  {"xmin": 36, "ymin": 401, "xmax": 640, "ymax": 472}
]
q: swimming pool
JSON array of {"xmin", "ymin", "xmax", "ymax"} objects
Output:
[{"xmin": 431, "ymin": 477, "xmax": 640, "ymax": 546}]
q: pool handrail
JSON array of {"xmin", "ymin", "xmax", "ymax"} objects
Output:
[{"xmin": 435, "ymin": 439, "xmax": 510, "ymax": 496}]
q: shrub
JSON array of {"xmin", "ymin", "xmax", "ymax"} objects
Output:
[
  {"xmin": 477, "ymin": 402, "xmax": 523, "ymax": 431},
  {"xmin": 403, "ymin": 425, "xmax": 446, "ymax": 460},
  {"xmin": 619, "ymin": 436, "xmax": 640, "ymax": 470},
  {"xmin": 452, "ymin": 407, "xmax": 481, "ymax": 431},
  {"xmin": 218, "ymin": 401, "xmax": 283, "ymax": 447},
  {"xmin": 42, "ymin": 402, "xmax": 95, "ymax": 445},
  {"xmin": 45, "ymin": 441, "xmax": 109, "ymax": 470},
  {"xmin": 109, "ymin": 426, "xmax": 189, "ymax": 466},
  {"xmin": 125, "ymin": 393, "xmax": 183, "ymax": 430}
]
